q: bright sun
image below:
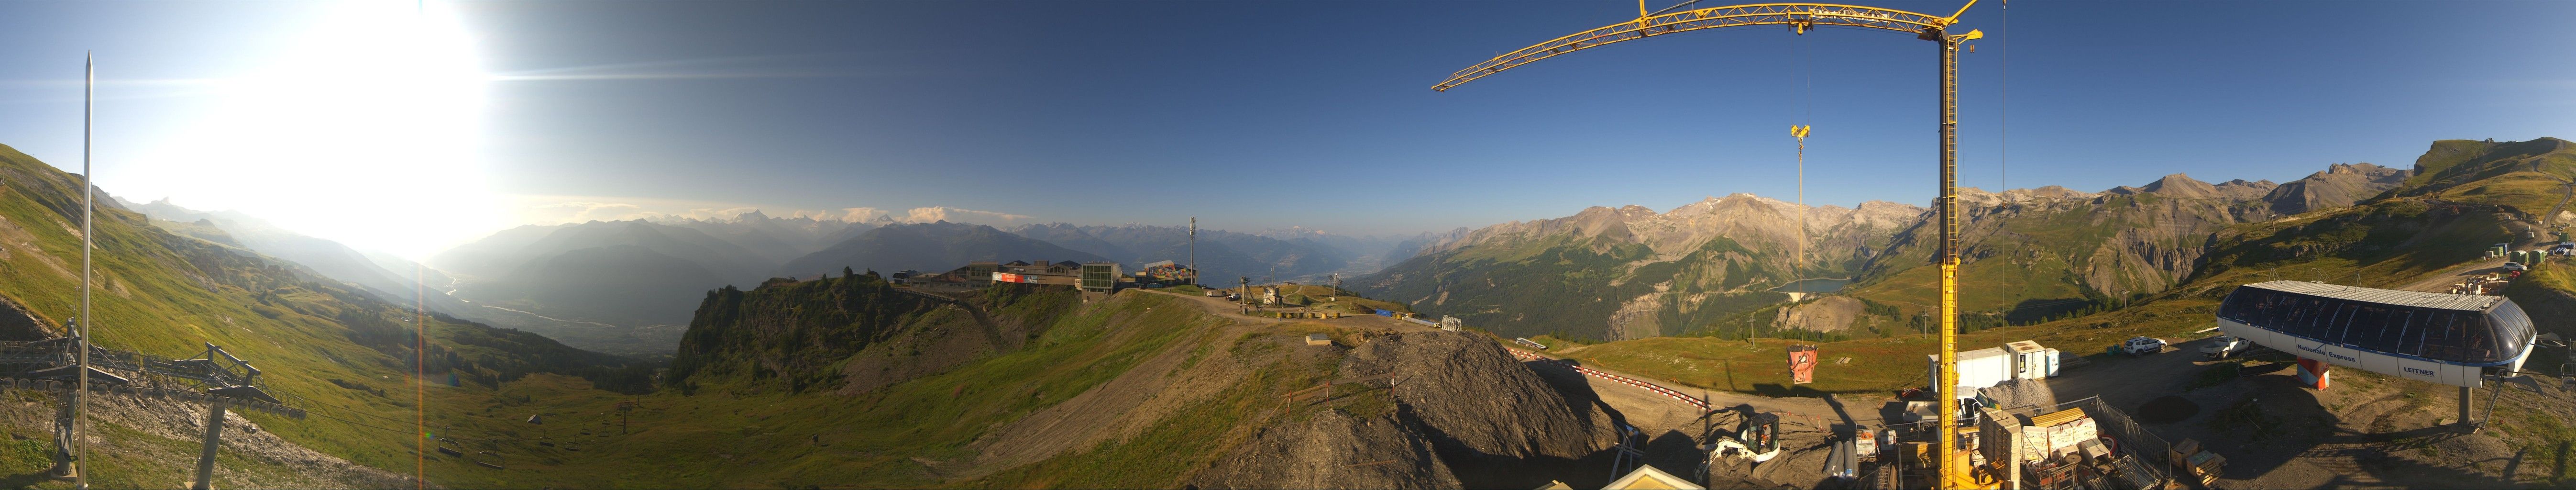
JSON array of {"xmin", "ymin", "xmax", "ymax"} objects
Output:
[{"xmin": 128, "ymin": 0, "xmax": 500, "ymax": 261}]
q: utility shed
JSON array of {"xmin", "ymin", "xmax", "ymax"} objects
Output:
[{"xmin": 2004, "ymin": 340, "xmax": 2060, "ymax": 379}]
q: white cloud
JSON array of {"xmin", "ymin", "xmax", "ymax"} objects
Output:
[
  {"xmin": 838, "ymin": 207, "xmax": 891, "ymax": 222},
  {"xmin": 525, "ymin": 201, "xmax": 655, "ymax": 223},
  {"xmin": 507, "ymin": 198, "xmax": 1034, "ymax": 229},
  {"xmin": 900, "ymin": 206, "xmax": 1033, "ymax": 225},
  {"xmin": 679, "ymin": 207, "xmax": 762, "ymax": 221},
  {"xmin": 784, "ymin": 207, "xmax": 890, "ymax": 222}
]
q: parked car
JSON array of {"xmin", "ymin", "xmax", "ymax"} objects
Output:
[
  {"xmin": 2120, "ymin": 336, "xmax": 2169, "ymax": 356},
  {"xmin": 2202, "ymin": 335, "xmax": 2252, "ymax": 358},
  {"xmin": 2505, "ymin": 262, "xmax": 2530, "ymax": 271}
]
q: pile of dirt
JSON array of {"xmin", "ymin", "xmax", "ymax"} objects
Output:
[
  {"xmin": 1192, "ymin": 332, "xmax": 1615, "ymax": 490},
  {"xmin": 1981, "ymin": 379, "xmax": 2059, "ymax": 412},
  {"xmin": 1340, "ymin": 332, "xmax": 1614, "ymax": 463},
  {"xmin": 1190, "ymin": 411, "xmax": 1458, "ymax": 489},
  {"xmin": 1699, "ymin": 410, "xmax": 1843, "ymax": 488}
]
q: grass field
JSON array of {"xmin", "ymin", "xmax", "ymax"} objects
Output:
[{"xmin": 370, "ymin": 290, "xmax": 1289, "ymax": 489}]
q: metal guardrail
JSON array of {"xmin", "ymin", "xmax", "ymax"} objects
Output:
[
  {"xmin": 0, "ymin": 377, "xmax": 301, "ymax": 418},
  {"xmin": 0, "ymin": 338, "xmax": 283, "ymax": 404},
  {"xmin": 1507, "ymin": 347, "xmax": 1710, "ymax": 411}
]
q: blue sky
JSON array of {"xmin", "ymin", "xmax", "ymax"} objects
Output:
[{"xmin": 2, "ymin": 0, "xmax": 2575, "ymax": 258}]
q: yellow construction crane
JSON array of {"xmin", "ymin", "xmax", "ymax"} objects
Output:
[{"xmin": 1433, "ymin": 1, "xmax": 1984, "ymax": 488}]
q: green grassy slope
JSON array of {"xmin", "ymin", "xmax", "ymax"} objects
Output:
[
  {"xmin": 1363, "ymin": 232, "xmax": 1794, "ymax": 341},
  {"xmin": 1845, "ymin": 191, "xmax": 2256, "ymax": 328},
  {"xmin": 0, "ymin": 144, "xmax": 646, "ymax": 487},
  {"xmin": 411, "ymin": 287, "xmax": 1341, "ymax": 489}
]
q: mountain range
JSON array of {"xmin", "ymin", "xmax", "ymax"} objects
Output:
[
  {"xmin": 0, "ymin": 143, "xmax": 649, "ymax": 488},
  {"xmin": 121, "ymin": 197, "xmax": 463, "ymax": 309},
  {"xmin": 425, "ymin": 213, "xmax": 1410, "ymax": 355},
  {"xmin": 1360, "ymin": 161, "xmax": 2415, "ymax": 341},
  {"xmin": 427, "ymin": 214, "xmax": 878, "ymax": 354},
  {"xmin": 6, "ymin": 131, "xmax": 2565, "ymax": 489},
  {"xmin": 780, "ymin": 221, "xmax": 1111, "ymax": 276},
  {"xmin": 1006, "ymin": 223, "xmax": 1399, "ymax": 285},
  {"xmin": 1357, "ymin": 195, "xmax": 1921, "ymax": 340}
]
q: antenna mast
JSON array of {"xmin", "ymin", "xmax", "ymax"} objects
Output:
[
  {"xmin": 1189, "ymin": 217, "xmax": 1197, "ymax": 285},
  {"xmin": 73, "ymin": 51, "xmax": 94, "ymax": 490}
]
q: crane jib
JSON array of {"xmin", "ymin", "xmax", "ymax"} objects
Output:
[
  {"xmin": 1432, "ymin": 1, "xmax": 1983, "ymax": 488},
  {"xmin": 1433, "ymin": 3, "xmax": 1963, "ymax": 91}
]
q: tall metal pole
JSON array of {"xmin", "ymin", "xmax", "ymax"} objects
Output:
[
  {"xmin": 1934, "ymin": 28, "xmax": 1966, "ymax": 490},
  {"xmin": 416, "ymin": 262, "xmax": 427, "ymax": 487},
  {"xmin": 1188, "ymin": 218, "xmax": 1197, "ymax": 286},
  {"xmin": 73, "ymin": 51, "xmax": 93, "ymax": 490},
  {"xmin": 191, "ymin": 399, "xmax": 229, "ymax": 490}
]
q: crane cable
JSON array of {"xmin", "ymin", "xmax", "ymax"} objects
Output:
[{"xmin": 1792, "ymin": 25, "xmax": 1811, "ymax": 293}]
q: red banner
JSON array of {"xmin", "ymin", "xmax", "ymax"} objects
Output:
[
  {"xmin": 1789, "ymin": 345, "xmax": 1818, "ymax": 385},
  {"xmin": 992, "ymin": 272, "xmax": 1025, "ymax": 283}
]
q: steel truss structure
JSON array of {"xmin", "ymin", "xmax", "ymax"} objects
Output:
[{"xmin": 0, "ymin": 335, "xmax": 301, "ymax": 489}]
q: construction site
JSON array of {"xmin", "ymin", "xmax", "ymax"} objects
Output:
[{"xmin": 1402, "ymin": 1, "xmax": 2576, "ymax": 489}]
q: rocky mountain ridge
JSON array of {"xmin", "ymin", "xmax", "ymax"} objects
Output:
[
  {"xmin": 781, "ymin": 221, "xmax": 1113, "ymax": 277},
  {"xmin": 1363, "ymin": 161, "xmax": 2413, "ymax": 340},
  {"xmin": 1008, "ymin": 223, "xmax": 1377, "ymax": 284}
]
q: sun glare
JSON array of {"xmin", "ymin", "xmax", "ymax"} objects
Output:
[{"xmin": 126, "ymin": 1, "xmax": 499, "ymax": 261}]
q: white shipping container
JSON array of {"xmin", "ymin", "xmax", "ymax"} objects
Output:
[
  {"xmin": 1929, "ymin": 347, "xmax": 2016, "ymax": 398},
  {"xmin": 1931, "ymin": 341, "xmax": 2061, "ymax": 399}
]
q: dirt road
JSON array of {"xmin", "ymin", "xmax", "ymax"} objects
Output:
[
  {"xmin": 2392, "ymin": 256, "xmax": 2511, "ymax": 292},
  {"xmin": 1137, "ymin": 289, "xmax": 1439, "ymax": 333}
]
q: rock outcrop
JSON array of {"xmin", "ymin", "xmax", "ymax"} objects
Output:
[
  {"xmin": 1341, "ymin": 332, "xmax": 1612, "ymax": 463},
  {"xmin": 1191, "ymin": 412, "xmax": 1460, "ymax": 489},
  {"xmin": 2264, "ymin": 163, "xmax": 2410, "ymax": 215},
  {"xmin": 1365, "ymin": 161, "xmax": 2413, "ymax": 340},
  {"xmin": 1773, "ymin": 295, "xmax": 1865, "ymax": 332},
  {"xmin": 1193, "ymin": 332, "xmax": 1613, "ymax": 490},
  {"xmin": 2140, "ymin": 173, "xmax": 2222, "ymax": 199}
]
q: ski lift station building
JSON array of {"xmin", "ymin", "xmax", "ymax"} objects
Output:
[{"xmin": 2216, "ymin": 280, "xmax": 2536, "ymax": 387}]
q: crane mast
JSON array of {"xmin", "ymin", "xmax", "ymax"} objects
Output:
[{"xmin": 1432, "ymin": 2, "xmax": 1984, "ymax": 488}]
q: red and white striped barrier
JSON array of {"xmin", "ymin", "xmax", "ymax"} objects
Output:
[{"xmin": 1508, "ymin": 347, "xmax": 1708, "ymax": 411}]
